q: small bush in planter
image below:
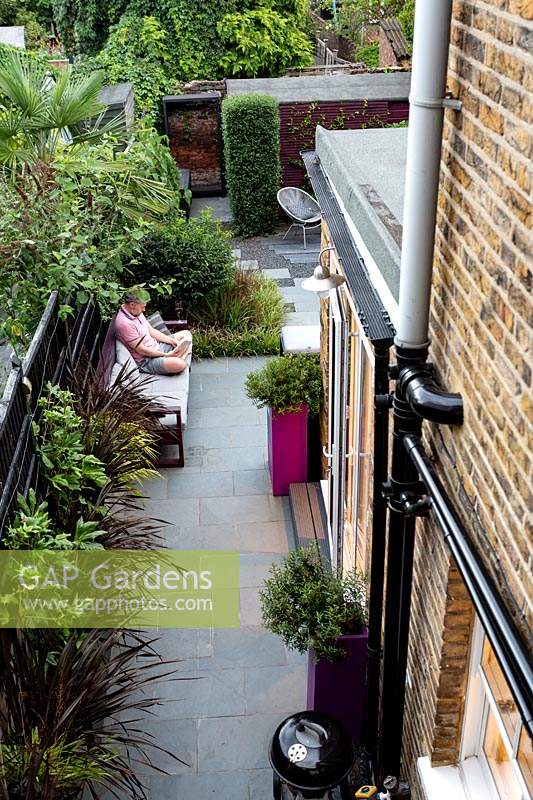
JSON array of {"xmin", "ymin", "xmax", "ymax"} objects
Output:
[
  {"xmin": 127, "ymin": 211, "xmax": 234, "ymax": 315},
  {"xmin": 260, "ymin": 543, "xmax": 368, "ymax": 662},
  {"xmin": 245, "ymin": 354, "xmax": 323, "ymax": 415}
]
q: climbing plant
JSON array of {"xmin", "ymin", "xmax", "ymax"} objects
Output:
[{"xmin": 217, "ymin": 7, "xmax": 313, "ymax": 78}]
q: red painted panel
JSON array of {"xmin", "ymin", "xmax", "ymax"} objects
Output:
[{"xmin": 279, "ymin": 100, "xmax": 409, "ymax": 187}]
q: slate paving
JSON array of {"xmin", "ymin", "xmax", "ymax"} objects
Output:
[
  {"xmin": 121, "ymin": 217, "xmax": 321, "ymax": 797},
  {"xmin": 135, "ymin": 356, "xmax": 307, "ymax": 799}
]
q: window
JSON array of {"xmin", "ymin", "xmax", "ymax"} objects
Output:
[{"xmin": 461, "ymin": 620, "xmax": 532, "ymax": 800}]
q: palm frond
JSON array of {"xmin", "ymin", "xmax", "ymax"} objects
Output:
[
  {"xmin": 0, "ymin": 49, "xmax": 47, "ymax": 118},
  {"xmin": 45, "ymin": 69, "xmax": 106, "ymax": 130}
]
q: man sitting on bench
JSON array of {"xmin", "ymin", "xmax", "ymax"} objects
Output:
[{"xmin": 115, "ymin": 287, "xmax": 192, "ymax": 375}]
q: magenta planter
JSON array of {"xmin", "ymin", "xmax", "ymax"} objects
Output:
[
  {"xmin": 307, "ymin": 630, "xmax": 369, "ymax": 744},
  {"xmin": 267, "ymin": 403, "xmax": 308, "ymax": 496}
]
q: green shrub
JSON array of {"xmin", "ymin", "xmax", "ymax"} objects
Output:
[
  {"xmin": 190, "ymin": 270, "xmax": 285, "ymax": 358},
  {"xmin": 260, "ymin": 543, "xmax": 368, "ymax": 662},
  {"xmin": 222, "ymin": 94, "xmax": 281, "ymax": 237},
  {"xmin": 73, "ymin": 14, "xmax": 172, "ymax": 120},
  {"xmin": 217, "ymin": 7, "xmax": 313, "ymax": 78},
  {"xmin": 398, "ymin": 0, "xmax": 415, "ymax": 50},
  {"xmin": 246, "ymin": 353, "xmax": 323, "ymax": 415},
  {"xmin": 127, "ymin": 211, "xmax": 234, "ymax": 313},
  {"xmin": 354, "ymin": 41, "xmax": 379, "ymax": 68}
]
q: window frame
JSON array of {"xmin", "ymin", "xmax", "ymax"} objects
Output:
[{"xmin": 460, "ymin": 619, "xmax": 531, "ymax": 800}]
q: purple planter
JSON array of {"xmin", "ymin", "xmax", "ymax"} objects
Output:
[
  {"xmin": 307, "ymin": 630, "xmax": 369, "ymax": 744},
  {"xmin": 267, "ymin": 403, "xmax": 308, "ymax": 496}
]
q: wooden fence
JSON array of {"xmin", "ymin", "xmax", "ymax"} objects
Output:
[
  {"xmin": 315, "ymin": 38, "xmax": 354, "ymax": 72},
  {"xmin": 0, "ymin": 294, "xmax": 102, "ymax": 532}
]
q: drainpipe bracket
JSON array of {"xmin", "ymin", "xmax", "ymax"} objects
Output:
[
  {"xmin": 409, "ymin": 93, "xmax": 462, "ymax": 112},
  {"xmin": 375, "ymin": 393, "xmax": 394, "ymax": 410},
  {"xmin": 400, "ymin": 489, "xmax": 432, "ymax": 517}
]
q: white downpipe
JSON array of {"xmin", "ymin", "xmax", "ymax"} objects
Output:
[{"xmin": 395, "ymin": 0, "xmax": 454, "ymax": 349}]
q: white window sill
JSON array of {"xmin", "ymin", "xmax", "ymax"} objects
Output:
[
  {"xmin": 418, "ymin": 756, "xmax": 498, "ymax": 800},
  {"xmin": 418, "ymin": 757, "xmax": 469, "ymax": 800}
]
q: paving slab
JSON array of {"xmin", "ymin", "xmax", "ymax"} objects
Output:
[
  {"xmin": 247, "ymin": 768, "xmax": 273, "ymax": 800},
  {"xmin": 200, "ymin": 494, "xmax": 289, "ymax": 525},
  {"xmin": 244, "ymin": 665, "xmax": 307, "ymax": 714},
  {"xmin": 163, "ymin": 470, "xmax": 234, "ymax": 499},
  {"xmin": 169, "ymin": 770, "xmax": 250, "ymax": 799},
  {"xmin": 271, "ymin": 244, "xmax": 321, "ymax": 254},
  {"xmin": 283, "ymin": 310, "xmax": 320, "ymax": 326},
  {"xmin": 198, "ymin": 627, "xmax": 288, "ymax": 669},
  {"xmin": 143, "ymin": 497, "xmax": 200, "ymax": 527},
  {"xmin": 284, "ymin": 251, "xmax": 321, "ymax": 264},
  {"xmin": 261, "ymin": 267, "xmax": 290, "ymax": 279},
  {"xmin": 197, "ymin": 713, "xmax": 287, "ymax": 772},
  {"xmin": 166, "ymin": 521, "xmax": 290, "ymax": 554},
  {"xmin": 200, "ymin": 445, "xmax": 267, "ymax": 473},
  {"xmin": 184, "ymin": 425, "xmax": 266, "ymax": 450},
  {"xmin": 192, "ymin": 358, "xmax": 229, "ymax": 374},
  {"xmin": 240, "ymin": 586, "xmax": 263, "ymax": 626},
  {"xmin": 130, "ymin": 343, "xmax": 307, "ymax": 796},
  {"xmin": 136, "ymin": 717, "xmax": 198, "ymax": 774},
  {"xmin": 152, "ymin": 668, "xmax": 246, "ymax": 720},
  {"xmin": 239, "ymin": 552, "xmax": 284, "ymax": 588},
  {"xmin": 233, "ymin": 468, "xmax": 272, "ymax": 495},
  {"xmin": 188, "ymin": 405, "xmax": 264, "ymax": 429}
]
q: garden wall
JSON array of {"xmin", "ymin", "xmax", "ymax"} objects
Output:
[
  {"xmin": 226, "ymin": 74, "xmax": 410, "ymax": 190},
  {"xmin": 279, "ymin": 98, "xmax": 409, "ymax": 186}
]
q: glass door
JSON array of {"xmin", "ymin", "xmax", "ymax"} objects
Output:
[{"xmin": 327, "ymin": 289, "xmax": 348, "ymax": 571}]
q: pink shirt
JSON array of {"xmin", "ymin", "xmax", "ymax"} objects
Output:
[{"xmin": 115, "ymin": 307, "xmax": 159, "ymax": 363}]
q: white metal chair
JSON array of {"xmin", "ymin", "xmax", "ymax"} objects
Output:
[{"xmin": 277, "ymin": 187, "xmax": 321, "ymax": 249}]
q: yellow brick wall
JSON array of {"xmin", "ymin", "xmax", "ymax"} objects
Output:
[{"xmin": 402, "ymin": 0, "xmax": 532, "ymax": 795}]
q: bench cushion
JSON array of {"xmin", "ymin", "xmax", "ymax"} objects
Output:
[
  {"xmin": 139, "ymin": 370, "xmax": 189, "ymax": 427},
  {"xmin": 108, "ymin": 325, "xmax": 190, "ymax": 428}
]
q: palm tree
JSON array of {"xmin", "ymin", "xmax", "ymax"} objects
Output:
[
  {"xmin": 0, "ymin": 49, "xmax": 175, "ymax": 216},
  {"xmin": 0, "ymin": 48, "xmax": 126, "ymax": 182}
]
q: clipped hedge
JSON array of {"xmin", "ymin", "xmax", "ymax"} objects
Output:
[{"xmin": 222, "ymin": 93, "xmax": 281, "ymax": 237}]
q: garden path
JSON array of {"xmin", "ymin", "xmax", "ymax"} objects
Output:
[
  {"xmin": 129, "ymin": 221, "xmax": 321, "ymax": 799},
  {"xmin": 137, "ymin": 357, "xmax": 306, "ymax": 798}
]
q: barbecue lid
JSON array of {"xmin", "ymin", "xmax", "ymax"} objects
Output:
[{"xmin": 269, "ymin": 710, "xmax": 354, "ymax": 791}]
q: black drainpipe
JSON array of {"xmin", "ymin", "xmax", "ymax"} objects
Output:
[
  {"xmin": 364, "ymin": 343, "xmax": 391, "ymax": 766},
  {"xmin": 377, "ymin": 347, "xmax": 463, "ymax": 782},
  {"xmin": 405, "ymin": 435, "xmax": 533, "ymax": 739}
]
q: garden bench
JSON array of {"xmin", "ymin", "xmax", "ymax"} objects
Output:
[
  {"xmin": 289, "ymin": 482, "xmax": 330, "ymax": 565},
  {"xmin": 108, "ymin": 312, "xmax": 191, "ymax": 468}
]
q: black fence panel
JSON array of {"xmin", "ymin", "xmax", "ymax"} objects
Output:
[{"xmin": 0, "ymin": 295, "xmax": 103, "ymax": 534}]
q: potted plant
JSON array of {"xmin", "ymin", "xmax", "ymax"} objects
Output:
[
  {"xmin": 246, "ymin": 355, "xmax": 323, "ymax": 495},
  {"xmin": 260, "ymin": 544, "xmax": 369, "ymax": 743}
]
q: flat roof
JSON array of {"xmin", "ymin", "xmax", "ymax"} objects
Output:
[
  {"xmin": 0, "ymin": 26, "xmax": 25, "ymax": 48},
  {"xmin": 226, "ymin": 72, "xmax": 410, "ymax": 104},
  {"xmin": 315, "ymin": 126, "xmax": 408, "ymax": 302}
]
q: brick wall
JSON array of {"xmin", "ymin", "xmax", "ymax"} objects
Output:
[{"xmin": 402, "ymin": 0, "xmax": 532, "ymax": 795}]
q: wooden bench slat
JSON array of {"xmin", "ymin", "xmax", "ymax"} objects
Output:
[
  {"xmin": 289, "ymin": 483, "xmax": 316, "ymax": 540},
  {"xmin": 289, "ymin": 482, "xmax": 331, "ymax": 565}
]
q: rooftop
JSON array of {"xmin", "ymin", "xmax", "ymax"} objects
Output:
[
  {"xmin": 0, "ymin": 26, "xmax": 25, "ymax": 48},
  {"xmin": 315, "ymin": 125, "xmax": 408, "ymax": 303},
  {"xmin": 226, "ymin": 72, "xmax": 411, "ymax": 104}
]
